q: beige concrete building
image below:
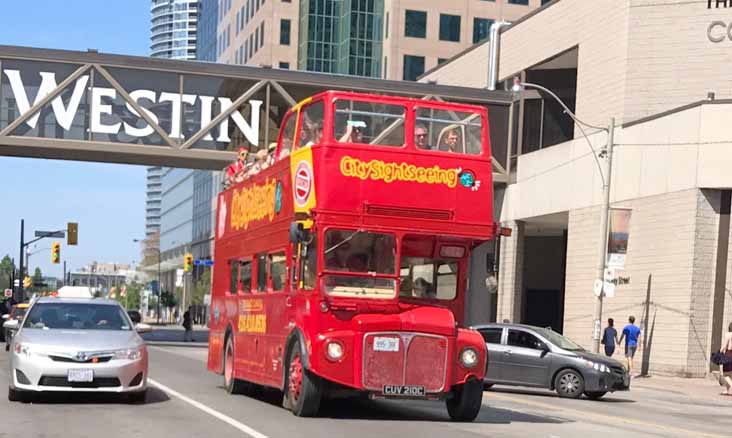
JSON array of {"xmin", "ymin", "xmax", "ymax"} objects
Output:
[
  {"xmin": 421, "ymin": 0, "xmax": 732, "ymax": 377},
  {"xmin": 212, "ymin": 0, "xmax": 543, "ymax": 78}
]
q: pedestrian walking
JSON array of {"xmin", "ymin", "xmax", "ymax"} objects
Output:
[
  {"xmin": 182, "ymin": 307, "xmax": 193, "ymax": 342},
  {"xmin": 618, "ymin": 315, "xmax": 641, "ymax": 376},
  {"xmin": 601, "ymin": 318, "xmax": 618, "ymax": 357},
  {"xmin": 720, "ymin": 322, "xmax": 732, "ymax": 396}
]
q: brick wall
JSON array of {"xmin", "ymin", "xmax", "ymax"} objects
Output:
[{"xmin": 564, "ymin": 188, "xmax": 720, "ymax": 376}]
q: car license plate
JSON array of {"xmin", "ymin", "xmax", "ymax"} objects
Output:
[
  {"xmin": 373, "ymin": 337, "xmax": 399, "ymax": 352},
  {"xmin": 68, "ymin": 369, "xmax": 93, "ymax": 383},
  {"xmin": 383, "ymin": 385, "xmax": 425, "ymax": 397}
]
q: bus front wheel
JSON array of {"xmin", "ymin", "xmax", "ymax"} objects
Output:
[
  {"xmin": 446, "ymin": 378, "xmax": 483, "ymax": 422},
  {"xmin": 285, "ymin": 343, "xmax": 322, "ymax": 417}
]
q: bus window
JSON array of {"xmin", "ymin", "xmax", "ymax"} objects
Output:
[
  {"xmin": 333, "ymin": 100, "xmax": 405, "ymax": 147},
  {"xmin": 229, "ymin": 260, "xmax": 238, "ymax": 294},
  {"xmin": 269, "ymin": 252, "xmax": 286, "ymax": 292},
  {"xmin": 256, "ymin": 254, "xmax": 267, "ymax": 292},
  {"xmin": 324, "ymin": 229, "xmax": 396, "ymax": 274},
  {"xmin": 414, "ymin": 107, "xmax": 483, "ymax": 155},
  {"xmin": 301, "ymin": 235, "xmax": 318, "ymax": 290},
  {"xmin": 298, "ymin": 101, "xmax": 325, "ymax": 149},
  {"xmin": 238, "ymin": 260, "xmax": 252, "ymax": 294},
  {"xmin": 278, "ymin": 113, "xmax": 297, "ymax": 159},
  {"xmin": 400, "ymin": 257, "xmax": 457, "ymax": 300}
]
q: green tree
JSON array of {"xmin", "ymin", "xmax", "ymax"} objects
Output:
[
  {"xmin": 32, "ymin": 267, "xmax": 43, "ymax": 292},
  {"xmin": 0, "ymin": 255, "xmax": 16, "ymax": 291},
  {"xmin": 192, "ymin": 268, "xmax": 211, "ymax": 305}
]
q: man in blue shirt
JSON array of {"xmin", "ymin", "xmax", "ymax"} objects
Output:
[{"xmin": 619, "ymin": 315, "xmax": 641, "ymax": 376}]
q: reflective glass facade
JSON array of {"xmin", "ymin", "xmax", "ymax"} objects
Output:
[
  {"xmin": 298, "ymin": 0, "xmax": 383, "ymax": 77},
  {"xmin": 150, "ymin": 0, "xmax": 199, "ymax": 60},
  {"xmin": 196, "ymin": 0, "xmax": 219, "ymax": 61}
]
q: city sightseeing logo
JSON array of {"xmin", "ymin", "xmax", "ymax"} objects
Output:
[
  {"xmin": 229, "ymin": 178, "xmax": 279, "ymax": 231},
  {"xmin": 339, "ymin": 156, "xmax": 459, "ymax": 188}
]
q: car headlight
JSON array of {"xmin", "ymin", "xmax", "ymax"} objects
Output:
[
  {"xmin": 113, "ymin": 346, "xmax": 145, "ymax": 361},
  {"xmin": 584, "ymin": 360, "xmax": 610, "ymax": 373},
  {"xmin": 325, "ymin": 341, "xmax": 344, "ymax": 361},
  {"xmin": 460, "ymin": 347, "xmax": 479, "ymax": 368},
  {"xmin": 14, "ymin": 342, "xmax": 31, "ymax": 357}
]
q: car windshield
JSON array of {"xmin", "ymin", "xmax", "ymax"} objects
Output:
[
  {"xmin": 23, "ymin": 302, "xmax": 132, "ymax": 331},
  {"xmin": 535, "ymin": 327, "xmax": 585, "ymax": 351}
]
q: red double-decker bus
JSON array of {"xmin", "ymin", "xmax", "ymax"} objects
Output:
[{"xmin": 207, "ymin": 90, "xmax": 497, "ymax": 421}]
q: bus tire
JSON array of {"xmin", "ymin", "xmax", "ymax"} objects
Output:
[
  {"xmin": 285, "ymin": 342, "xmax": 322, "ymax": 417},
  {"xmin": 446, "ymin": 377, "xmax": 483, "ymax": 422},
  {"xmin": 223, "ymin": 336, "xmax": 246, "ymax": 395}
]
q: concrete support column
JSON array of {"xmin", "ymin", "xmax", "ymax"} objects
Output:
[{"xmin": 497, "ymin": 221, "xmax": 525, "ymax": 323}]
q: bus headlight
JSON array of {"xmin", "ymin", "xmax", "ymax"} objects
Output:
[
  {"xmin": 460, "ymin": 347, "xmax": 479, "ymax": 368},
  {"xmin": 325, "ymin": 341, "xmax": 344, "ymax": 361}
]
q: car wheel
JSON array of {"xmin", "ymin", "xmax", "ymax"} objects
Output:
[
  {"xmin": 284, "ymin": 342, "xmax": 322, "ymax": 417},
  {"xmin": 8, "ymin": 387, "xmax": 27, "ymax": 403},
  {"xmin": 584, "ymin": 391, "xmax": 607, "ymax": 400},
  {"xmin": 127, "ymin": 390, "xmax": 147, "ymax": 404},
  {"xmin": 223, "ymin": 336, "xmax": 247, "ymax": 395},
  {"xmin": 554, "ymin": 369, "xmax": 584, "ymax": 399},
  {"xmin": 446, "ymin": 377, "xmax": 483, "ymax": 422}
]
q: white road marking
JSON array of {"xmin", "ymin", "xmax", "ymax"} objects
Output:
[{"xmin": 148, "ymin": 378, "xmax": 269, "ymax": 438}]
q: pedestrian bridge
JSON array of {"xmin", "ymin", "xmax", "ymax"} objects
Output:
[{"xmin": 0, "ymin": 45, "xmax": 514, "ymax": 181}]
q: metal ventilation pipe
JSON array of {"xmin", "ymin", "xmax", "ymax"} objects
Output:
[{"xmin": 487, "ymin": 21, "xmax": 512, "ymax": 91}]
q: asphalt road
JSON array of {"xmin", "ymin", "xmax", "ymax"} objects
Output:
[{"xmin": 2, "ymin": 345, "xmax": 732, "ymax": 438}]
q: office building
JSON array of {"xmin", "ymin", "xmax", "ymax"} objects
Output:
[
  {"xmin": 420, "ymin": 0, "xmax": 732, "ymax": 377},
  {"xmin": 145, "ymin": 167, "xmax": 163, "ymax": 238}
]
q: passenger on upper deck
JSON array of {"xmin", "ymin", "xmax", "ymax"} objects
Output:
[
  {"xmin": 439, "ymin": 129, "xmax": 461, "ymax": 153},
  {"xmin": 415, "ymin": 124, "xmax": 433, "ymax": 150},
  {"xmin": 338, "ymin": 120, "xmax": 365, "ymax": 144},
  {"xmin": 226, "ymin": 147, "xmax": 249, "ymax": 186},
  {"xmin": 304, "ymin": 120, "xmax": 323, "ymax": 147}
]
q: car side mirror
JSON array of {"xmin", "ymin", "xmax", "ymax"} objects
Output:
[
  {"xmin": 135, "ymin": 323, "xmax": 152, "ymax": 334},
  {"xmin": 3, "ymin": 319, "xmax": 19, "ymax": 330},
  {"xmin": 1, "ymin": 314, "xmax": 9, "ymax": 320}
]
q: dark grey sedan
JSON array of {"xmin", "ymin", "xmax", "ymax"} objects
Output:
[{"xmin": 471, "ymin": 323, "xmax": 630, "ymax": 399}]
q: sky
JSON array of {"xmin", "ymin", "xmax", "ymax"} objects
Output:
[{"xmin": 0, "ymin": 1, "xmax": 152, "ymax": 279}]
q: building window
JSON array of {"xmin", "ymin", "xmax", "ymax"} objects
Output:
[
  {"xmin": 405, "ymin": 10, "xmax": 426, "ymax": 38},
  {"xmin": 245, "ymin": 43, "xmax": 249, "ymax": 63},
  {"xmin": 279, "ymin": 61, "xmax": 290, "ymax": 69},
  {"xmin": 255, "ymin": 27, "xmax": 260, "ymax": 49},
  {"xmin": 439, "ymin": 14, "xmax": 460, "ymax": 42},
  {"xmin": 508, "ymin": 0, "xmax": 529, "ymax": 4},
  {"xmin": 438, "ymin": 58, "xmax": 448, "ymax": 65},
  {"xmin": 383, "ymin": 56, "xmax": 387, "ymax": 79},
  {"xmin": 245, "ymin": 2, "xmax": 249, "ymax": 24},
  {"xmin": 236, "ymin": 11, "xmax": 240, "ymax": 35},
  {"xmin": 259, "ymin": 22, "xmax": 265, "ymax": 48},
  {"xmin": 403, "ymin": 55, "xmax": 425, "ymax": 81},
  {"xmin": 385, "ymin": 12, "xmax": 389, "ymax": 39},
  {"xmin": 473, "ymin": 18, "xmax": 494, "ymax": 43},
  {"xmin": 280, "ymin": 19, "xmax": 291, "ymax": 45}
]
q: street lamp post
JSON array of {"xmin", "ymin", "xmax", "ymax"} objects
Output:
[
  {"xmin": 512, "ymin": 79, "xmax": 615, "ymax": 353},
  {"xmin": 134, "ymin": 238, "xmax": 162, "ymax": 325}
]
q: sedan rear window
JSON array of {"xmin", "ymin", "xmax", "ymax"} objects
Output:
[{"xmin": 23, "ymin": 303, "xmax": 131, "ymax": 331}]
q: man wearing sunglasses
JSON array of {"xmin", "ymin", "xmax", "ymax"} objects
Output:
[{"xmin": 415, "ymin": 124, "xmax": 433, "ymax": 150}]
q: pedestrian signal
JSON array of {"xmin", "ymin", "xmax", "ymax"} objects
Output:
[
  {"xmin": 184, "ymin": 253, "xmax": 193, "ymax": 272},
  {"xmin": 51, "ymin": 242, "xmax": 61, "ymax": 264}
]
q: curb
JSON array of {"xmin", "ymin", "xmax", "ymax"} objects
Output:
[{"xmin": 146, "ymin": 341, "xmax": 209, "ymax": 349}]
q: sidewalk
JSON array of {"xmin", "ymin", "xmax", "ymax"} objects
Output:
[
  {"xmin": 140, "ymin": 324, "xmax": 209, "ymax": 348},
  {"xmin": 629, "ymin": 373, "xmax": 731, "ymax": 401}
]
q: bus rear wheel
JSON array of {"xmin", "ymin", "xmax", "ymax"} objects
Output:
[
  {"xmin": 446, "ymin": 378, "xmax": 483, "ymax": 422},
  {"xmin": 224, "ymin": 336, "xmax": 247, "ymax": 395},
  {"xmin": 285, "ymin": 344, "xmax": 322, "ymax": 417}
]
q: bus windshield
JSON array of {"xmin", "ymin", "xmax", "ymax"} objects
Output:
[{"xmin": 323, "ymin": 229, "xmax": 397, "ymax": 299}]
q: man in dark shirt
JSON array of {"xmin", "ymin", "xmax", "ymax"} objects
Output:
[{"xmin": 601, "ymin": 318, "xmax": 618, "ymax": 357}]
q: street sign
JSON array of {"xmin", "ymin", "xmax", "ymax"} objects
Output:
[
  {"xmin": 593, "ymin": 279, "xmax": 603, "ymax": 297},
  {"xmin": 35, "ymin": 230, "xmax": 65, "ymax": 238},
  {"xmin": 13, "ymin": 279, "xmax": 19, "ymax": 287},
  {"xmin": 4, "ymin": 289, "xmax": 12, "ymax": 298},
  {"xmin": 194, "ymin": 259, "xmax": 214, "ymax": 267},
  {"xmin": 604, "ymin": 281, "xmax": 616, "ymax": 298}
]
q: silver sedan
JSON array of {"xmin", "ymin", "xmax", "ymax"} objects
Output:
[{"xmin": 5, "ymin": 297, "xmax": 151, "ymax": 403}]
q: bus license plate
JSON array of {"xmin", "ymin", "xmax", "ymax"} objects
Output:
[
  {"xmin": 373, "ymin": 337, "xmax": 399, "ymax": 352},
  {"xmin": 68, "ymin": 369, "xmax": 94, "ymax": 382},
  {"xmin": 383, "ymin": 385, "xmax": 425, "ymax": 397}
]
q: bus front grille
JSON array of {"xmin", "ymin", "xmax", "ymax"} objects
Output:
[{"xmin": 362, "ymin": 333, "xmax": 448, "ymax": 393}]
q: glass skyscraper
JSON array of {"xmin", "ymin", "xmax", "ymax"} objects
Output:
[
  {"xmin": 298, "ymin": 0, "xmax": 383, "ymax": 77},
  {"xmin": 150, "ymin": 0, "xmax": 199, "ymax": 60}
]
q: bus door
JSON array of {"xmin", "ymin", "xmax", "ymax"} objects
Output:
[
  {"xmin": 255, "ymin": 250, "xmax": 291, "ymax": 386},
  {"xmin": 234, "ymin": 257, "xmax": 264, "ymax": 377}
]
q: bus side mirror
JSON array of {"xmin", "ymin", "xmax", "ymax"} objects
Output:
[{"xmin": 290, "ymin": 222, "xmax": 303, "ymax": 244}]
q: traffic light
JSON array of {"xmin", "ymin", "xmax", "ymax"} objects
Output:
[
  {"xmin": 51, "ymin": 242, "xmax": 61, "ymax": 264},
  {"xmin": 67, "ymin": 222, "xmax": 78, "ymax": 245},
  {"xmin": 184, "ymin": 253, "xmax": 193, "ymax": 272},
  {"xmin": 23, "ymin": 276, "xmax": 31, "ymax": 289}
]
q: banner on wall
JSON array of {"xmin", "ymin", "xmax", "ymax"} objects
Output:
[{"xmin": 607, "ymin": 208, "xmax": 632, "ymax": 269}]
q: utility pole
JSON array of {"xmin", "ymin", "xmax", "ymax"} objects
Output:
[
  {"xmin": 17, "ymin": 219, "xmax": 24, "ymax": 302},
  {"xmin": 63, "ymin": 261, "xmax": 67, "ymax": 287},
  {"xmin": 592, "ymin": 118, "xmax": 615, "ymax": 353}
]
